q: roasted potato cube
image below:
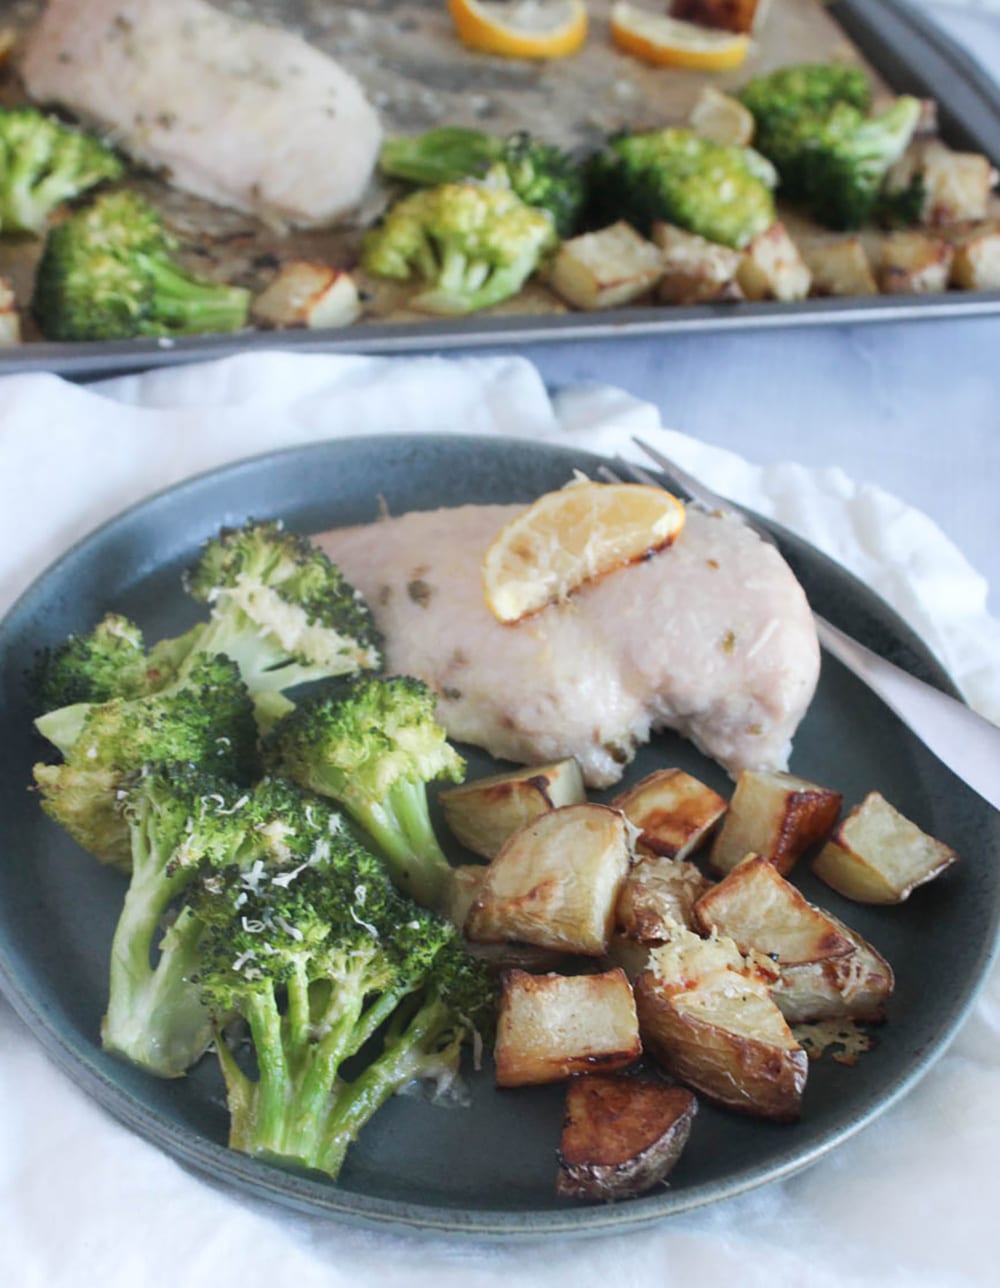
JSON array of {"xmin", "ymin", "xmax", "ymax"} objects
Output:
[
  {"xmin": 465, "ymin": 804, "xmax": 631, "ymax": 955},
  {"xmin": 670, "ymin": 0, "xmax": 764, "ymax": 34},
  {"xmin": 878, "ymin": 231, "xmax": 953, "ymax": 294},
  {"xmin": 737, "ymin": 223, "xmax": 811, "ymax": 302},
  {"xmin": 635, "ymin": 929, "xmax": 808, "ymax": 1121},
  {"xmin": 547, "ymin": 222, "xmax": 663, "ymax": 311},
  {"xmin": 709, "ymin": 770, "xmax": 842, "ymax": 877},
  {"xmin": 611, "ymin": 767, "xmax": 727, "ymax": 861},
  {"xmin": 616, "ymin": 855, "xmax": 714, "ymax": 942},
  {"xmin": 556, "ymin": 1075, "xmax": 697, "ymax": 1201},
  {"xmin": 772, "ymin": 913, "xmax": 894, "ymax": 1023},
  {"xmin": 440, "ymin": 758, "xmax": 585, "ymax": 860},
  {"xmin": 0, "ymin": 28, "xmax": 15, "ymax": 67},
  {"xmin": 804, "ymin": 237, "xmax": 878, "ymax": 297},
  {"xmin": 445, "ymin": 863, "xmax": 487, "ymax": 929},
  {"xmin": 652, "ymin": 223, "xmax": 743, "ymax": 305},
  {"xmin": 495, "ymin": 968, "xmax": 641, "ymax": 1088},
  {"xmin": 694, "ymin": 854, "xmax": 854, "ymax": 965},
  {"xmin": 688, "ymin": 86, "xmax": 755, "ymax": 147},
  {"xmin": 951, "ymin": 224, "xmax": 1000, "ymax": 291},
  {"xmin": 0, "ymin": 277, "xmax": 20, "ymax": 347},
  {"xmin": 812, "ymin": 791, "xmax": 958, "ymax": 904},
  {"xmin": 251, "ymin": 262, "xmax": 361, "ymax": 329},
  {"xmin": 887, "ymin": 140, "xmax": 997, "ymax": 226}
]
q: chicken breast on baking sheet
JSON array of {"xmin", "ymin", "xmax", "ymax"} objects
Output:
[
  {"xmin": 315, "ymin": 504, "xmax": 820, "ymax": 787},
  {"xmin": 20, "ymin": 0, "xmax": 382, "ymax": 227}
]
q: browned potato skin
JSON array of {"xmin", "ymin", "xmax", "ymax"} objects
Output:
[
  {"xmin": 616, "ymin": 855, "xmax": 714, "ymax": 942},
  {"xmin": 634, "ymin": 974, "xmax": 808, "ymax": 1122},
  {"xmin": 439, "ymin": 758, "xmax": 585, "ymax": 860},
  {"xmin": 709, "ymin": 770, "xmax": 842, "ymax": 877},
  {"xmin": 610, "ymin": 768, "xmax": 727, "ymax": 861},
  {"xmin": 556, "ymin": 1076, "xmax": 698, "ymax": 1201},
  {"xmin": 773, "ymin": 914, "xmax": 894, "ymax": 1023},
  {"xmin": 670, "ymin": 0, "xmax": 762, "ymax": 33}
]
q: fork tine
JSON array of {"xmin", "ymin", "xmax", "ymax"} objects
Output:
[
  {"xmin": 631, "ymin": 436, "xmax": 726, "ymax": 512},
  {"xmin": 596, "ymin": 464, "xmax": 623, "ymax": 485}
]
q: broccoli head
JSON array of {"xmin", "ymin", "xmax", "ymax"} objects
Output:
[
  {"xmin": 587, "ymin": 129, "xmax": 777, "ymax": 249},
  {"xmin": 0, "ymin": 107, "xmax": 123, "ymax": 236},
  {"xmin": 264, "ymin": 673, "xmax": 465, "ymax": 909},
  {"xmin": 32, "ymin": 190, "xmax": 251, "ymax": 341},
  {"xmin": 30, "ymin": 613, "xmax": 152, "ymax": 710},
  {"xmin": 380, "ymin": 127, "xmax": 585, "ymax": 237},
  {"xmin": 739, "ymin": 64, "xmax": 873, "ymax": 145},
  {"xmin": 361, "ymin": 173, "xmax": 558, "ymax": 315}
]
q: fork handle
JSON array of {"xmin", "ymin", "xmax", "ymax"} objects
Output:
[{"xmin": 814, "ymin": 615, "xmax": 1000, "ymax": 812}]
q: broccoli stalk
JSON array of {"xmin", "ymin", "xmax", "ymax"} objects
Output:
[{"xmin": 264, "ymin": 674, "xmax": 465, "ymax": 909}]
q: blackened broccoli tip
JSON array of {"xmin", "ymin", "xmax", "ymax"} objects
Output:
[
  {"xmin": 31, "ymin": 189, "xmax": 251, "ymax": 342},
  {"xmin": 30, "ymin": 612, "xmax": 148, "ymax": 711},
  {"xmin": 0, "ymin": 107, "xmax": 123, "ymax": 236},
  {"xmin": 361, "ymin": 174, "xmax": 558, "ymax": 315},
  {"xmin": 264, "ymin": 673, "xmax": 465, "ymax": 909}
]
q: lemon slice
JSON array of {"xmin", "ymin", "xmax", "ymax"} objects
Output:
[
  {"xmin": 609, "ymin": 3, "xmax": 750, "ymax": 70},
  {"xmin": 483, "ymin": 479, "xmax": 686, "ymax": 623},
  {"xmin": 689, "ymin": 85, "xmax": 756, "ymax": 146},
  {"xmin": 448, "ymin": 0, "xmax": 589, "ymax": 59}
]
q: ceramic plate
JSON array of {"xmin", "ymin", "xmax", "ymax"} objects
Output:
[{"xmin": 0, "ymin": 434, "xmax": 997, "ymax": 1237}]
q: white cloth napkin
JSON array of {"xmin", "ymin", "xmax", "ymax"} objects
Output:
[{"xmin": 0, "ymin": 352, "xmax": 997, "ymax": 1288}]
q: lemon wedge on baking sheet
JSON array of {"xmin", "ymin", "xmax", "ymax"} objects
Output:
[
  {"xmin": 448, "ymin": 0, "xmax": 589, "ymax": 59},
  {"xmin": 483, "ymin": 480, "xmax": 686, "ymax": 623},
  {"xmin": 610, "ymin": 4, "xmax": 750, "ymax": 70}
]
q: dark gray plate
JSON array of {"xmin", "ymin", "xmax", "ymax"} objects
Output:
[{"xmin": 0, "ymin": 434, "xmax": 997, "ymax": 1238}]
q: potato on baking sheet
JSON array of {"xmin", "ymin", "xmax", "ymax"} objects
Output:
[
  {"xmin": 709, "ymin": 769, "xmax": 842, "ymax": 877},
  {"xmin": 556, "ymin": 1074, "xmax": 697, "ymax": 1201},
  {"xmin": 495, "ymin": 968, "xmax": 642, "ymax": 1088},
  {"xmin": 950, "ymin": 224, "xmax": 1000, "ymax": 291},
  {"xmin": 688, "ymin": 87, "xmax": 755, "ymax": 148},
  {"xmin": 736, "ymin": 223, "xmax": 811, "ymax": 302},
  {"xmin": 0, "ymin": 277, "xmax": 19, "ymax": 347},
  {"xmin": 251, "ymin": 263, "xmax": 361, "ymax": 329},
  {"xmin": 439, "ymin": 758, "xmax": 585, "ymax": 860},
  {"xmin": 634, "ymin": 928, "xmax": 808, "ymax": 1121},
  {"xmin": 465, "ymin": 803, "xmax": 632, "ymax": 955},
  {"xmin": 610, "ymin": 767, "xmax": 727, "ymax": 861},
  {"xmin": 772, "ymin": 913, "xmax": 894, "ymax": 1023},
  {"xmin": 812, "ymin": 791, "xmax": 958, "ymax": 904},
  {"xmin": 886, "ymin": 140, "xmax": 998, "ymax": 225},
  {"xmin": 693, "ymin": 854, "xmax": 855, "ymax": 965},
  {"xmin": 547, "ymin": 222, "xmax": 664, "ymax": 311},
  {"xmin": 651, "ymin": 223, "xmax": 743, "ymax": 305},
  {"xmin": 803, "ymin": 238, "xmax": 878, "ymax": 298},
  {"xmin": 616, "ymin": 854, "xmax": 714, "ymax": 943},
  {"xmin": 878, "ymin": 231, "xmax": 954, "ymax": 294}
]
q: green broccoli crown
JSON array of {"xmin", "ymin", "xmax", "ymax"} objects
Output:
[
  {"xmin": 30, "ymin": 613, "xmax": 152, "ymax": 710},
  {"xmin": 183, "ymin": 519, "xmax": 381, "ymax": 691},
  {"xmin": 31, "ymin": 189, "xmax": 250, "ymax": 341},
  {"xmin": 739, "ymin": 63, "xmax": 872, "ymax": 134},
  {"xmin": 501, "ymin": 132, "xmax": 585, "ymax": 238},
  {"xmin": 877, "ymin": 170, "xmax": 927, "ymax": 228},
  {"xmin": 361, "ymin": 174, "xmax": 558, "ymax": 315},
  {"xmin": 32, "ymin": 761, "xmax": 132, "ymax": 868},
  {"xmin": 589, "ymin": 128, "xmax": 776, "ymax": 249},
  {"xmin": 0, "ymin": 107, "xmax": 123, "ymax": 235}
]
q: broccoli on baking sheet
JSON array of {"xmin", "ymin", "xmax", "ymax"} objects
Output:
[
  {"xmin": 31, "ymin": 189, "xmax": 251, "ymax": 341},
  {"xmin": 264, "ymin": 674, "xmax": 465, "ymax": 910},
  {"xmin": 0, "ymin": 107, "xmax": 123, "ymax": 236},
  {"xmin": 361, "ymin": 172, "xmax": 558, "ymax": 315},
  {"xmin": 193, "ymin": 783, "xmax": 494, "ymax": 1178},
  {"xmin": 380, "ymin": 127, "xmax": 586, "ymax": 238},
  {"xmin": 586, "ymin": 128, "xmax": 777, "ymax": 249}
]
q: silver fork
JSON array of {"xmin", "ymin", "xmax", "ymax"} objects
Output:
[{"xmin": 599, "ymin": 438, "xmax": 1000, "ymax": 813}]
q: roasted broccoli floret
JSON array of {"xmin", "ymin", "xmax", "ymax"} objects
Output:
[
  {"xmin": 194, "ymin": 795, "xmax": 494, "ymax": 1177},
  {"xmin": 31, "ymin": 613, "xmax": 151, "ymax": 710},
  {"xmin": 739, "ymin": 64, "xmax": 921, "ymax": 228},
  {"xmin": 183, "ymin": 520, "xmax": 381, "ymax": 709},
  {"xmin": 101, "ymin": 764, "xmax": 256, "ymax": 1077},
  {"xmin": 33, "ymin": 653, "xmax": 258, "ymax": 866},
  {"xmin": 264, "ymin": 674, "xmax": 465, "ymax": 909},
  {"xmin": 380, "ymin": 127, "xmax": 585, "ymax": 237},
  {"xmin": 361, "ymin": 173, "xmax": 558, "ymax": 315},
  {"xmin": 32, "ymin": 190, "xmax": 251, "ymax": 341},
  {"xmin": 0, "ymin": 107, "xmax": 123, "ymax": 236},
  {"xmin": 586, "ymin": 129, "xmax": 777, "ymax": 249}
]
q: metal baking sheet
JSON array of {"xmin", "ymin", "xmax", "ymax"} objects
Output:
[{"xmin": 0, "ymin": 0, "xmax": 998, "ymax": 377}]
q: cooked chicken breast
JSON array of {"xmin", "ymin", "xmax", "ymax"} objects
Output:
[
  {"xmin": 20, "ymin": 0, "xmax": 382, "ymax": 227},
  {"xmin": 316, "ymin": 504, "xmax": 820, "ymax": 787}
]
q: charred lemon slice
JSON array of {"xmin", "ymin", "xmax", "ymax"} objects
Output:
[
  {"xmin": 448, "ymin": 0, "xmax": 589, "ymax": 60},
  {"xmin": 483, "ymin": 479, "xmax": 686, "ymax": 623},
  {"xmin": 610, "ymin": 4, "xmax": 750, "ymax": 71}
]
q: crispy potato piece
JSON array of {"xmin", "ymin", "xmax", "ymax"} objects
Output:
[
  {"xmin": 670, "ymin": 0, "xmax": 764, "ymax": 34},
  {"xmin": 251, "ymin": 262, "xmax": 361, "ymax": 329},
  {"xmin": 951, "ymin": 224, "xmax": 1000, "ymax": 291},
  {"xmin": 709, "ymin": 770, "xmax": 842, "ymax": 877},
  {"xmin": 616, "ymin": 855, "xmax": 714, "ymax": 942},
  {"xmin": 737, "ymin": 223, "xmax": 811, "ymax": 302},
  {"xmin": 449, "ymin": 864, "xmax": 581, "ymax": 973},
  {"xmin": 556, "ymin": 1075, "xmax": 697, "ymax": 1200},
  {"xmin": 878, "ymin": 231, "xmax": 954, "ymax": 294},
  {"xmin": 465, "ymin": 804, "xmax": 631, "ymax": 954},
  {"xmin": 440, "ymin": 758, "xmax": 585, "ymax": 860},
  {"xmin": 804, "ymin": 238, "xmax": 878, "ymax": 298},
  {"xmin": 635, "ymin": 929, "xmax": 808, "ymax": 1121},
  {"xmin": 0, "ymin": 277, "xmax": 20, "ymax": 347},
  {"xmin": 887, "ymin": 140, "xmax": 998, "ymax": 225},
  {"xmin": 813, "ymin": 791, "xmax": 958, "ymax": 904},
  {"xmin": 0, "ymin": 28, "xmax": 15, "ymax": 66},
  {"xmin": 652, "ymin": 223, "xmax": 743, "ymax": 305},
  {"xmin": 611, "ymin": 767, "xmax": 727, "ymax": 861},
  {"xmin": 694, "ymin": 855, "xmax": 854, "ymax": 965},
  {"xmin": 495, "ymin": 968, "xmax": 641, "ymax": 1088},
  {"xmin": 688, "ymin": 87, "xmax": 755, "ymax": 147},
  {"xmin": 773, "ymin": 913, "xmax": 894, "ymax": 1023},
  {"xmin": 547, "ymin": 222, "xmax": 663, "ymax": 311}
]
